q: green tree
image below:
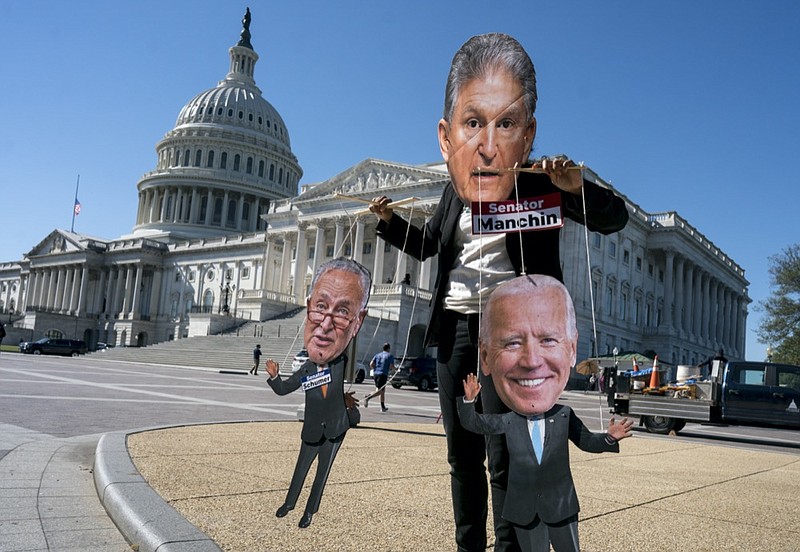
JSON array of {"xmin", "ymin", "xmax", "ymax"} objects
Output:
[{"xmin": 757, "ymin": 244, "xmax": 800, "ymax": 365}]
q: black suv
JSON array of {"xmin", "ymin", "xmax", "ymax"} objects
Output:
[
  {"xmin": 19, "ymin": 338, "xmax": 88, "ymax": 357},
  {"xmin": 391, "ymin": 357, "xmax": 437, "ymax": 391}
]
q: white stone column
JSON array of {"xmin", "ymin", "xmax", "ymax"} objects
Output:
[
  {"xmin": 159, "ymin": 187, "xmax": 169, "ymax": 222},
  {"xmin": 94, "ymin": 268, "xmax": 107, "ymax": 315},
  {"xmin": 683, "ymin": 264, "xmax": 694, "ymax": 335},
  {"xmin": 353, "ymin": 218, "xmax": 365, "ymax": 265},
  {"xmin": 262, "ymin": 237, "xmax": 274, "ymax": 290},
  {"xmin": 221, "ymin": 191, "xmax": 231, "ymax": 227},
  {"xmin": 105, "ymin": 267, "xmax": 116, "ymax": 316},
  {"xmin": 420, "ymin": 257, "xmax": 433, "ymax": 291},
  {"xmin": 700, "ymin": 272, "xmax": 710, "ymax": 343},
  {"xmin": 131, "ymin": 265, "xmax": 144, "ymax": 317},
  {"xmin": 662, "ymin": 250, "xmax": 674, "ymax": 329},
  {"xmin": 280, "ymin": 233, "xmax": 293, "ymax": 295},
  {"xmin": 29, "ymin": 270, "xmax": 40, "ymax": 308},
  {"xmin": 236, "ymin": 194, "xmax": 245, "ymax": 231},
  {"xmin": 722, "ymin": 287, "xmax": 732, "ymax": 352},
  {"xmin": 312, "ymin": 223, "xmax": 325, "ymax": 274},
  {"xmin": 293, "ymin": 225, "xmax": 308, "ymax": 303},
  {"xmin": 45, "ymin": 268, "xmax": 55, "ymax": 310},
  {"xmin": 120, "ymin": 266, "xmax": 133, "ymax": 317},
  {"xmin": 111, "ymin": 266, "xmax": 124, "ymax": 317},
  {"xmin": 69, "ymin": 266, "xmax": 80, "ymax": 314},
  {"xmin": 55, "ymin": 268, "xmax": 67, "ymax": 313},
  {"xmin": 372, "ymin": 235, "xmax": 385, "ymax": 284},
  {"xmin": 334, "ymin": 218, "xmax": 344, "ymax": 258},
  {"xmin": 396, "ymin": 251, "xmax": 408, "ymax": 284},
  {"xmin": 205, "ymin": 190, "xmax": 213, "ymax": 225},
  {"xmin": 674, "ymin": 257, "xmax": 685, "ymax": 333}
]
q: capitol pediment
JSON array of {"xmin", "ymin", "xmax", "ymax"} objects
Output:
[
  {"xmin": 27, "ymin": 230, "xmax": 84, "ymax": 257},
  {"xmin": 296, "ymin": 158, "xmax": 448, "ymax": 202}
]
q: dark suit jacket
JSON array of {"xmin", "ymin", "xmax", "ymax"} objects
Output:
[
  {"xmin": 376, "ymin": 171, "xmax": 628, "ymax": 354},
  {"xmin": 268, "ymin": 356, "xmax": 349, "ymax": 443},
  {"xmin": 458, "ymin": 402, "xmax": 618, "ymax": 525}
]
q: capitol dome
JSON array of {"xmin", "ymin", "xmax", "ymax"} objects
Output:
[{"xmin": 132, "ymin": 8, "xmax": 302, "ymax": 239}]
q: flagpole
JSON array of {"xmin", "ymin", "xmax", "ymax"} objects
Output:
[{"xmin": 70, "ymin": 174, "xmax": 80, "ymax": 232}]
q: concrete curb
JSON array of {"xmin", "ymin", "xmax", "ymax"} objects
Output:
[{"xmin": 94, "ymin": 430, "xmax": 223, "ymax": 552}]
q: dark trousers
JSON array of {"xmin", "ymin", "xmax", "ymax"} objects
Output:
[
  {"xmin": 437, "ymin": 314, "xmax": 520, "ymax": 552},
  {"xmin": 514, "ymin": 515, "xmax": 579, "ymax": 552},
  {"xmin": 283, "ymin": 433, "xmax": 344, "ymax": 514}
]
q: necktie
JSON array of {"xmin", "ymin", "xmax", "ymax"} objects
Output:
[
  {"xmin": 319, "ymin": 365, "xmax": 328, "ymax": 398},
  {"xmin": 531, "ymin": 419, "xmax": 543, "ymax": 463}
]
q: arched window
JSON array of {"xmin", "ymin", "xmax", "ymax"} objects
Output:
[
  {"xmin": 207, "ymin": 150, "xmax": 215, "ymax": 168},
  {"xmin": 220, "ymin": 152, "xmax": 227, "ymax": 169},
  {"xmin": 242, "ymin": 202, "xmax": 250, "ymax": 223},
  {"xmin": 258, "ymin": 160, "xmax": 264, "ymax": 177},
  {"xmin": 278, "ymin": 167, "xmax": 283, "ymax": 184},
  {"xmin": 183, "ymin": 149, "xmax": 190, "ymax": 167},
  {"xmin": 246, "ymin": 157, "xmax": 253, "ymax": 174},
  {"xmin": 194, "ymin": 150, "xmax": 202, "ymax": 167},
  {"xmin": 233, "ymin": 154, "xmax": 240, "ymax": 172},
  {"xmin": 269, "ymin": 163, "xmax": 275, "ymax": 180}
]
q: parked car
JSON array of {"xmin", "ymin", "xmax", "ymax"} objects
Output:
[
  {"xmin": 391, "ymin": 357, "xmax": 437, "ymax": 391},
  {"xmin": 290, "ymin": 349, "xmax": 309, "ymax": 372},
  {"xmin": 95, "ymin": 342, "xmax": 109, "ymax": 352},
  {"xmin": 19, "ymin": 338, "xmax": 88, "ymax": 357}
]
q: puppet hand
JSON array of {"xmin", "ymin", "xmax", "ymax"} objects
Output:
[
  {"xmin": 344, "ymin": 391, "xmax": 359, "ymax": 409},
  {"xmin": 265, "ymin": 359, "xmax": 279, "ymax": 378},
  {"xmin": 535, "ymin": 155, "xmax": 583, "ymax": 194},
  {"xmin": 608, "ymin": 416, "xmax": 634, "ymax": 441},
  {"xmin": 462, "ymin": 373, "xmax": 481, "ymax": 401},
  {"xmin": 369, "ymin": 196, "xmax": 394, "ymax": 223}
]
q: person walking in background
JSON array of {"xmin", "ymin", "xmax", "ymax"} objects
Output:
[
  {"xmin": 366, "ymin": 342, "xmax": 395, "ymax": 412},
  {"xmin": 250, "ymin": 344, "xmax": 262, "ymax": 375},
  {"xmin": 0, "ymin": 321, "xmax": 6, "ymax": 353}
]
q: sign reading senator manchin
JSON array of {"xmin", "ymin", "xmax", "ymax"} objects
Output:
[{"xmin": 471, "ymin": 193, "xmax": 564, "ymax": 235}]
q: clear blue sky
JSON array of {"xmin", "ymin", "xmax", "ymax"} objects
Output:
[{"xmin": 2, "ymin": 1, "xmax": 798, "ymax": 362}]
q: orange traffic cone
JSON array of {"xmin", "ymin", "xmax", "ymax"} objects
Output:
[{"xmin": 649, "ymin": 355, "xmax": 660, "ymax": 388}]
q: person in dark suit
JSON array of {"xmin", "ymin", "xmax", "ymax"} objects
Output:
[
  {"xmin": 265, "ymin": 257, "xmax": 371, "ymax": 529},
  {"xmin": 459, "ymin": 275, "xmax": 632, "ymax": 551},
  {"xmin": 370, "ymin": 33, "xmax": 629, "ymax": 552}
]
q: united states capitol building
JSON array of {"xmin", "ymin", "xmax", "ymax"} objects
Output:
[{"xmin": 0, "ymin": 11, "xmax": 749, "ymax": 370}]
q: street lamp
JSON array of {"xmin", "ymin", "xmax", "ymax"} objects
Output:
[{"xmin": 766, "ymin": 345, "xmax": 773, "ymax": 363}]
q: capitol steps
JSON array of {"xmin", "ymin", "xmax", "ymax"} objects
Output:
[{"xmin": 92, "ymin": 309, "xmax": 308, "ymax": 372}]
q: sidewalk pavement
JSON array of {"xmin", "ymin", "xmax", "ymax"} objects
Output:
[{"xmin": 94, "ymin": 420, "xmax": 800, "ymax": 552}]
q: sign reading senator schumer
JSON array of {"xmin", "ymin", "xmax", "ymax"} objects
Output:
[{"xmin": 471, "ymin": 193, "xmax": 564, "ymax": 235}]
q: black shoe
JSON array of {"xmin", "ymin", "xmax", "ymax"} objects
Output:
[
  {"xmin": 298, "ymin": 511, "xmax": 313, "ymax": 528},
  {"xmin": 275, "ymin": 504, "xmax": 292, "ymax": 518},
  {"xmin": 364, "ymin": 395, "xmax": 370, "ymax": 408},
  {"xmin": 381, "ymin": 405, "xmax": 388, "ymax": 412}
]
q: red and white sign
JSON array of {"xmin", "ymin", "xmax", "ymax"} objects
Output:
[{"xmin": 470, "ymin": 193, "xmax": 563, "ymax": 235}]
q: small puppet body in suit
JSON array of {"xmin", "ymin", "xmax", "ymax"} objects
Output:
[
  {"xmin": 267, "ymin": 354, "xmax": 349, "ymax": 521},
  {"xmin": 458, "ymin": 401, "xmax": 619, "ymax": 552}
]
